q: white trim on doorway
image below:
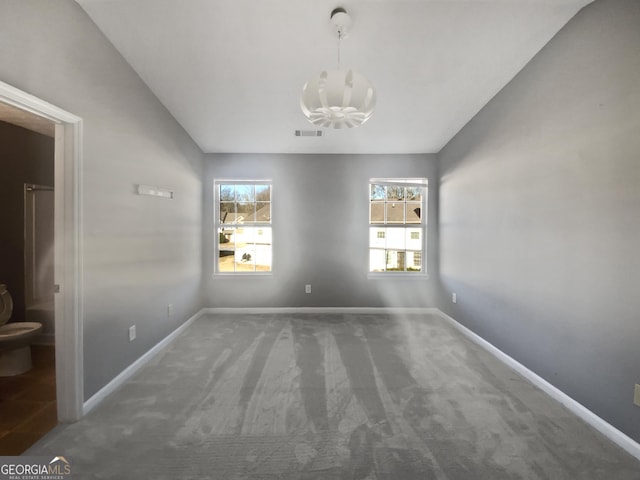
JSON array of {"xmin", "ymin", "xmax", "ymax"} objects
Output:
[{"xmin": 0, "ymin": 80, "xmax": 84, "ymax": 422}]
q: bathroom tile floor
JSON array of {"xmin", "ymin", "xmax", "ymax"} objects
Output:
[{"xmin": 0, "ymin": 345, "xmax": 57, "ymax": 455}]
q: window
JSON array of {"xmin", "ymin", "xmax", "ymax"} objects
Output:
[
  {"xmin": 215, "ymin": 181, "xmax": 272, "ymax": 273},
  {"xmin": 369, "ymin": 179, "xmax": 427, "ymax": 273}
]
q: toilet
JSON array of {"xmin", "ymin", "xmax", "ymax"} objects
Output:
[{"xmin": 0, "ymin": 284, "xmax": 43, "ymax": 376}]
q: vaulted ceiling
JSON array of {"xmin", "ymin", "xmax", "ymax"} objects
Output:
[{"xmin": 76, "ymin": 0, "xmax": 592, "ymax": 154}]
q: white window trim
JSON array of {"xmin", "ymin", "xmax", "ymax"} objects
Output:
[
  {"xmin": 214, "ymin": 179, "xmax": 273, "ymax": 276},
  {"xmin": 368, "ymin": 178, "xmax": 428, "ymax": 278}
]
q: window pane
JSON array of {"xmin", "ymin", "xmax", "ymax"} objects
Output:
[
  {"xmin": 235, "ymin": 225, "xmax": 253, "ymax": 245},
  {"xmin": 406, "ymin": 202, "xmax": 421, "ymax": 224},
  {"xmin": 255, "ymin": 185, "xmax": 271, "ymax": 201},
  {"xmin": 218, "ymin": 227, "xmax": 236, "ymax": 272},
  {"xmin": 369, "ymin": 249, "xmax": 385, "ymax": 272},
  {"xmin": 220, "ymin": 185, "xmax": 235, "ymax": 202},
  {"xmin": 253, "ymin": 226, "xmax": 272, "ymax": 245},
  {"xmin": 219, "ymin": 202, "xmax": 235, "ymax": 223},
  {"xmin": 386, "ymin": 203, "xmax": 404, "ymax": 223},
  {"xmin": 405, "ymin": 187, "xmax": 422, "ymax": 201},
  {"xmin": 370, "ymin": 203, "xmax": 384, "ymax": 223},
  {"xmin": 236, "ymin": 243, "xmax": 256, "ymax": 272},
  {"xmin": 407, "ymin": 251, "xmax": 422, "ymax": 272},
  {"xmin": 237, "ymin": 202, "xmax": 255, "ymax": 222},
  {"xmin": 255, "ymin": 244, "xmax": 272, "ymax": 272},
  {"xmin": 370, "ymin": 184, "xmax": 385, "ymax": 201},
  {"xmin": 386, "ymin": 186, "xmax": 404, "ymax": 201},
  {"xmin": 236, "ymin": 185, "xmax": 254, "ymax": 202},
  {"xmin": 255, "ymin": 202, "xmax": 271, "ymax": 223},
  {"xmin": 406, "ymin": 228, "xmax": 422, "ymax": 250},
  {"xmin": 386, "ymin": 228, "xmax": 405, "ymax": 250},
  {"xmin": 246, "ymin": 227, "xmax": 272, "ymax": 272},
  {"xmin": 234, "ymin": 226, "xmax": 255, "ymax": 272},
  {"xmin": 386, "ymin": 250, "xmax": 406, "ymax": 271},
  {"xmin": 369, "ymin": 227, "xmax": 386, "ymax": 249},
  {"xmin": 255, "ymin": 226, "xmax": 272, "ymax": 272}
]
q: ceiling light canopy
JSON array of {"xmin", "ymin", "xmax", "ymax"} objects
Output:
[{"xmin": 300, "ymin": 8, "xmax": 376, "ymax": 129}]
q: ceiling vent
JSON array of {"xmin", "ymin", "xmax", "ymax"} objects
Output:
[{"xmin": 295, "ymin": 130, "xmax": 323, "ymax": 137}]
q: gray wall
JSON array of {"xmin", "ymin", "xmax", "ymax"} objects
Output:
[
  {"xmin": 0, "ymin": 121, "xmax": 54, "ymax": 323},
  {"xmin": 203, "ymin": 153, "xmax": 438, "ymax": 308},
  {"xmin": 0, "ymin": 1, "xmax": 203, "ymax": 399},
  {"xmin": 438, "ymin": 0, "xmax": 640, "ymax": 443}
]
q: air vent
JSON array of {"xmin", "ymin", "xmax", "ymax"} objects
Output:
[{"xmin": 295, "ymin": 130, "xmax": 323, "ymax": 137}]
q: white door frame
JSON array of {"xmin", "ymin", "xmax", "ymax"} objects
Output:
[{"xmin": 0, "ymin": 81, "xmax": 83, "ymax": 421}]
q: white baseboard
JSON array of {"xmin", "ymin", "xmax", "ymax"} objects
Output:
[
  {"xmin": 436, "ymin": 309, "xmax": 640, "ymax": 462},
  {"xmin": 82, "ymin": 309, "xmax": 205, "ymax": 415},
  {"xmin": 203, "ymin": 306, "xmax": 439, "ymax": 315}
]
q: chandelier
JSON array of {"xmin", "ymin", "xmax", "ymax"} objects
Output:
[{"xmin": 300, "ymin": 8, "xmax": 376, "ymax": 129}]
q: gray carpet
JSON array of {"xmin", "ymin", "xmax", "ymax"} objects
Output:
[{"xmin": 28, "ymin": 313, "xmax": 640, "ymax": 479}]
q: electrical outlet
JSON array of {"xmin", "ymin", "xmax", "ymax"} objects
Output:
[
  {"xmin": 305, "ymin": 284, "xmax": 312, "ymax": 294},
  {"xmin": 129, "ymin": 325, "xmax": 136, "ymax": 342},
  {"xmin": 452, "ymin": 292, "xmax": 457, "ymax": 304},
  {"xmin": 634, "ymin": 384, "xmax": 640, "ymax": 407},
  {"xmin": 168, "ymin": 304, "xmax": 174, "ymax": 316}
]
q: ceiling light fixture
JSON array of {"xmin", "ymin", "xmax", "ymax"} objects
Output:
[{"xmin": 300, "ymin": 8, "xmax": 376, "ymax": 129}]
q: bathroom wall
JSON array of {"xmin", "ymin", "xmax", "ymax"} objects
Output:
[
  {"xmin": 203, "ymin": 153, "xmax": 439, "ymax": 308},
  {"xmin": 0, "ymin": 120, "xmax": 54, "ymax": 324},
  {"xmin": 438, "ymin": 0, "xmax": 640, "ymax": 443},
  {"xmin": 0, "ymin": 1, "xmax": 204, "ymax": 399}
]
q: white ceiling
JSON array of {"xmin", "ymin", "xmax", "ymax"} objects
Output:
[{"xmin": 76, "ymin": 0, "xmax": 592, "ymax": 154}]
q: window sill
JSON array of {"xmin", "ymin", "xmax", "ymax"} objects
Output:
[
  {"xmin": 213, "ymin": 272, "xmax": 273, "ymax": 278},
  {"xmin": 368, "ymin": 273, "xmax": 429, "ymax": 280}
]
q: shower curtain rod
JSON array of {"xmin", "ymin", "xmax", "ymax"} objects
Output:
[{"xmin": 25, "ymin": 183, "xmax": 54, "ymax": 191}]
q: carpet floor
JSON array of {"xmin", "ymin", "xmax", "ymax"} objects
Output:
[{"xmin": 27, "ymin": 313, "xmax": 640, "ymax": 479}]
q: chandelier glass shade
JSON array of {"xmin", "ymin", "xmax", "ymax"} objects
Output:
[
  {"xmin": 300, "ymin": 8, "xmax": 376, "ymax": 129},
  {"xmin": 300, "ymin": 69, "xmax": 376, "ymax": 129}
]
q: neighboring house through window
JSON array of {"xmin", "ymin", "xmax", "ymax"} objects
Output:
[
  {"xmin": 369, "ymin": 178, "xmax": 427, "ymax": 273},
  {"xmin": 215, "ymin": 181, "xmax": 272, "ymax": 273}
]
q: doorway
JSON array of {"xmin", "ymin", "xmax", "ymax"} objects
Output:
[
  {"xmin": 0, "ymin": 123, "xmax": 56, "ymax": 454},
  {"xmin": 0, "ymin": 81, "xmax": 83, "ymax": 429}
]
